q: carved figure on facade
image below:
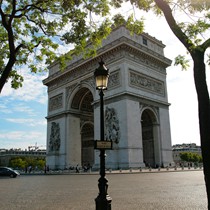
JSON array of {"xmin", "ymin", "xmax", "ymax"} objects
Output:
[
  {"xmin": 130, "ymin": 70, "xmax": 165, "ymax": 96},
  {"xmin": 105, "ymin": 107, "xmax": 120, "ymax": 143},
  {"xmin": 49, "ymin": 122, "xmax": 61, "ymax": 152},
  {"xmin": 49, "ymin": 94, "xmax": 63, "ymax": 111},
  {"xmin": 108, "ymin": 71, "xmax": 120, "ymax": 89}
]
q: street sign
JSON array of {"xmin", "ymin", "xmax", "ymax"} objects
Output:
[{"xmin": 94, "ymin": 140, "xmax": 113, "ymax": 150}]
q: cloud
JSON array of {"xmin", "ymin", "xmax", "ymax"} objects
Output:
[
  {"xmin": 1, "ymin": 70, "xmax": 47, "ymax": 104},
  {"xmin": 0, "ymin": 130, "xmax": 46, "ymax": 150},
  {"xmin": 5, "ymin": 118, "xmax": 46, "ymax": 127},
  {"xmin": 12, "ymin": 103, "xmax": 36, "ymax": 116},
  {"xmin": 0, "ymin": 131, "xmax": 44, "ymax": 140},
  {"xmin": 0, "ymin": 103, "xmax": 13, "ymax": 114},
  {"xmin": 0, "ymin": 100, "xmax": 40, "ymax": 117}
]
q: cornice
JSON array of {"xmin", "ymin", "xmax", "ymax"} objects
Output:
[{"xmin": 46, "ymin": 109, "xmax": 93, "ymax": 121}]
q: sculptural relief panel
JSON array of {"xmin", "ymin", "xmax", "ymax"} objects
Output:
[
  {"xmin": 108, "ymin": 71, "xmax": 121, "ymax": 89},
  {"xmin": 104, "ymin": 107, "xmax": 120, "ymax": 144},
  {"xmin": 49, "ymin": 122, "xmax": 61, "ymax": 152},
  {"xmin": 129, "ymin": 70, "xmax": 165, "ymax": 96},
  {"xmin": 49, "ymin": 94, "xmax": 63, "ymax": 111}
]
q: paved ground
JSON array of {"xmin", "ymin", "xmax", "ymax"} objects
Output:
[{"xmin": 0, "ymin": 170, "xmax": 207, "ymax": 210}]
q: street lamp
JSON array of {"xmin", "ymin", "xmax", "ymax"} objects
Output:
[{"xmin": 94, "ymin": 60, "xmax": 112, "ymax": 210}]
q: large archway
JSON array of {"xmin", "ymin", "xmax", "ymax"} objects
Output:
[
  {"xmin": 71, "ymin": 87, "xmax": 94, "ymax": 112},
  {"xmin": 71, "ymin": 87, "xmax": 94, "ymax": 167},
  {"xmin": 141, "ymin": 109, "xmax": 157, "ymax": 168},
  {"xmin": 44, "ymin": 26, "xmax": 173, "ymax": 170}
]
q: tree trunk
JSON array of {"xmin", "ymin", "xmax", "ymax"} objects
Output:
[
  {"xmin": 193, "ymin": 50, "xmax": 210, "ymax": 209},
  {"xmin": 0, "ymin": 58, "xmax": 15, "ymax": 93}
]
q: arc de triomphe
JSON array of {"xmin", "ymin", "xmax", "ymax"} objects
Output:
[{"xmin": 43, "ymin": 26, "xmax": 173, "ymax": 170}]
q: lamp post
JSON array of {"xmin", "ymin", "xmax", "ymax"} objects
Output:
[{"xmin": 94, "ymin": 60, "xmax": 112, "ymax": 210}]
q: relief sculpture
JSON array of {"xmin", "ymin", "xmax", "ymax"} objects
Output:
[
  {"xmin": 105, "ymin": 107, "xmax": 120, "ymax": 143},
  {"xmin": 49, "ymin": 94, "xmax": 63, "ymax": 111},
  {"xmin": 129, "ymin": 71, "xmax": 165, "ymax": 96},
  {"xmin": 49, "ymin": 122, "xmax": 61, "ymax": 152}
]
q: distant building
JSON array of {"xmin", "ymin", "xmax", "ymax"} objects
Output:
[
  {"xmin": 0, "ymin": 148, "xmax": 46, "ymax": 167},
  {"xmin": 172, "ymin": 143, "xmax": 201, "ymax": 165}
]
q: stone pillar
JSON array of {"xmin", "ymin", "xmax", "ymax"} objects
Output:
[
  {"xmin": 153, "ymin": 122, "xmax": 162, "ymax": 167},
  {"xmin": 66, "ymin": 114, "xmax": 81, "ymax": 167}
]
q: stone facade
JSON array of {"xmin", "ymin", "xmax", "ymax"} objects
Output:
[{"xmin": 43, "ymin": 26, "xmax": 174, "ymax": 170}]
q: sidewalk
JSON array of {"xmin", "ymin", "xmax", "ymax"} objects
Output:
[{"xmin": 20, "ymin": 166, "xmax": 203, "ymax": 175}]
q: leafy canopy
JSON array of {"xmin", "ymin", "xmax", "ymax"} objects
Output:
[
  {"xmin": 180, "ymin": 152, "xmax": 203, "ymax": 163},
  {"xmin": 128, "ymin": 0, "xmax": 210, "ymax": 69},
  {"xmin": 0, "ymin": 0, "xmax": 144, "ymax": 90},
  {"xmin": 1, "ymin": 0, "xmax": 209, "ymax": 90}
]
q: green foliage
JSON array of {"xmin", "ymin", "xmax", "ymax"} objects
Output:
[
  {"xmin": 178, "ymin": 17, "xmax": 210, "ymax": 49},
  {"xmin": 9, "ymin": 70, "xmax": 24, "ymax": 89},
  {"xmin": 126, "ymin": 15, "xmax": 144, "ymax": 35},
  {"xmin": 180, "ymin": 152, "xmax": 203, "ymax": 163},
  {"xmin": 9, "ymin": 156, "xmax": 46, "ymax": 170},
  {"xmin": 1, "ymin": 0, "xmax": 209, "ymax": 92},
  {"xmin": 174, "ymin": 55, "xmax": 190, "ymax": 70},
  {"xmin": 129, "ymin": 0, "xmax": 210, "ymax": 55},
  {"xmin": 176, "ymin": 0, "xmax": 210, "ymax": 12},
  {"xmin": 0, "ymin": 0, "xmax": 146, "ymax": 91},
  {"xmin": 130, "ymin": 0, "xmax": 154, "ymax": 12},
  {"xmin": 9, "ymin": 157, "xmax": 27, "ymax": 169}
]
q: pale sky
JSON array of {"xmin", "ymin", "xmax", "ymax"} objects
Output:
[
  {"xmin": 143, "ymin": 13, "xmax": 210, "ymax": 146},
  {"xmin": 0, "ymin": 5, "xmax": 209, "ymax": 149}
]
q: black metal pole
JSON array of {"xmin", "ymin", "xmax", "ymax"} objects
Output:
[
  {"xmin": 95, "ymin": 89, "xmax": 112, "ymax": 210},
  {"xmin": 100, "ymin": 89, "xmax": 105, "ymax": 143}
]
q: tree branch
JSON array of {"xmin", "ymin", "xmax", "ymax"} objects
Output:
[
  {"xmin": 13, "ymin": 0, "xmax": 50, "ymax": 19},
  {"xmin": 201, "ymin": 38, "xmax": 210, "ymax": 52},
  {"xmin": 154, "ymin": 0, "xmax": 194, "ymax": 53},
  {"xmin": 8, "ymin": 0, "xmax": 17, "ymax": 25},
  {"xmin": 0, "ymin": 6, "xmax": 8, "ymax": 30},
  {"xmin": 23, "ymin": 14, "xmax": 49, "ymax": 36}
]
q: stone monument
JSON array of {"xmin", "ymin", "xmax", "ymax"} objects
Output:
[{"xmin": 43, "ymin": 25, "xmax": 174, "ymax": 170}]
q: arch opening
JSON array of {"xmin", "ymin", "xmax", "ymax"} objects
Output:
[
  {"xmin": 141, "ymin": 109, "xmax": 157, "ymax": 168},
  {"xmin": 70, "ymin": 87, "xmax": 94, "ymax": 168},
  {"xmin": 71, "ymin": 87, "xmax": 93, "ymax": 112}
]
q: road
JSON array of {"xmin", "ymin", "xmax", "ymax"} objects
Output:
[{"xmin": 0, "ymin": 170, "xmax": 207, "ymax": 210}]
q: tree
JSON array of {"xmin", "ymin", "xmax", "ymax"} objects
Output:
[
  {"xmin": 0, "ymin": 0, "xmax": 112, "ymax": 93},
  {"xmin": 180, "ymin": 152, "xmax": 203, "ymax": 164},
  {"xmin": 1, "ymin": 0, "xmax": 209, "ymax": 208},
  {"xmin": 179, "ymin": 152, "xmax": 190, "ymax": 162},
  {"xmin": 9, "ymin": 157, "xmax": 26, "ymax": 169},
  {"xmin": 9, "ymin": 156, "xmax": 46, "ymax": 170},
  {"xmin": 116, "ymin": 0, "xmax": 210, "ymax": 208},
  {"xmin": 0, "ymin": 0, "xmax": 143, "ymax": 93}
]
